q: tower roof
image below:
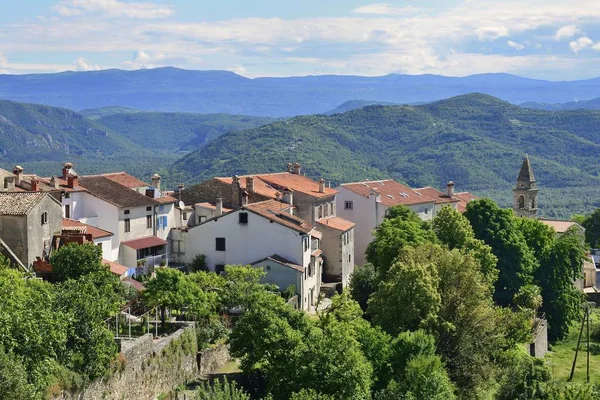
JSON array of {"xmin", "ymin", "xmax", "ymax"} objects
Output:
[{"xmin": 517, "ymin": 155, "xmax": 535, "ymax": 183}]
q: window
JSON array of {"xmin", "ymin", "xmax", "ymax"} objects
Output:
[
  {"xmin": 318, "ymin": 206, "xmax": 323, "ymax": 219},
  {"xmin": 518, "ymin": 195, "xmax": 525, "ymax": 209},
  {"xmin": 64, "ymin": 204, "xmax": 70, "ymax": 219},
  {"xmin": 216, "ymin": 237, "xmax": 226, "ymax": 251},
  {"xmin": 159, "ymin": 205, "xmax": 164, "ymax": 212},
  {"xmin": 182, "ymin": 212, "xmax": 188, "ymax": 220},
  {"xmin": 124, "ymin": 209, "xmax": 130, "ymax": 215},
  {"xmin": 303, "ymin": 237, "xmax": 309, "ymax": 252},
  {"xmin": 41, "ymin": 212, "xmax": 48, "ymax": 225},
  {"xmin": 124, "ymin": 218, "xmax": 131, "ymax": 232},
  {"xmin": 65, "ymin": 192, "xmax": 70, "ymax": 199},
  {"xmin": 199, "ymin": 216, "xmax": 206, "ymax": 224},
  {"xmin": 216, "ymin": 264, "xmax": 225, "ymax": 275},
  {"xmin": 344, "ymin": 201, "xmax": 353, "ymax": 210},
  {"xmin": 239, "ymin": 212, "xmax": 248, "ymax": 224},
  {"xmin": 146, "ymin": 215, "xmax": 152, "ymax": 229},
  {"xmin": 266, "ymin": 265, "xmax": 271, "ymax": 271},
  {"xmin": 146, "ymin": 206, "xmax": 152, "ymax": 211}
]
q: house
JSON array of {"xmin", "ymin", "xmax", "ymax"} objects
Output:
[
  {"xmin": 0, "ymin": 192, "xmax": 62, "ymax": 269},
  {"xmin": 181, "ymin": 163, "xmax": 355, "ymax": 285},
  {"xmin": 539, "ymin": 219, "xmax": 585, "ymax": 237},
  {"xmin": 60, "ymin": 218, "xmax": 114, "ymax": 260},
  {"xmin": 185, "ymin": 199, "xmax": 323, "ymax": 311},
  {"xmin": 335, "ymin": 179, "xmax": 476, "ymax": 266}
]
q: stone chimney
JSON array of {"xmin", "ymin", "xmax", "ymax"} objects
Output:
[
  {"xmin": 151, "ymin": 174, "xmax": 161, "ymax": 191},
  {"xmin": 216, "ymin": 198, "xmax": 223, "ymax": 216},
  {"xmin": 282, "ymin": 189, "xmax": 293, "ymax": 206},
  {"xmin": 246, "ymin": 176, "xmax": 255, "ymax": 193},
  {"xmin": 13, "ymin": 165, "xmax": 23, "ymax": 186},
  {"xmin": 286, "ymin": 163, "xmax": 293, "ymax": 173},
  {"xmin": 241, "ymin": 191, "xmax": 249, "ymax": 206},
  {"xmin": 177, "ymin": 183, "xmax": 185, "ymax": 203},
  {"xmin": 318, "ymin": 178, "xmax": 325, "ymax": 193},
  {"xmin": 62, "ymin": 162, "xmax": 73, "ymax": 179},
  {"xmin": 3, "ymin": 176, "xmax": 14, "ymax": 192},
  {"xmin": 67, "ymin": 174, "xmax": 78, "ymax": 189},
  {"xmin": 30, "ymin": 177, "xmax": 39, "ymax": 192},
  {"xmin": 291, "ymin": 163, "xmax": 301, "ymax": 175},
  {"xmin": 49, "ymin": 176, "xmax": 59, "ymax": 189},
  {"xmin": 447, "ymin": 181, "xmax": 455, "ymax": 198},
  {"xmin": 370, "ymin": 188, "xmax": 381, "ymax": 203},
  {"xmin": 327, "ymin": 181, "xmax": 332, "ymax": 188}
]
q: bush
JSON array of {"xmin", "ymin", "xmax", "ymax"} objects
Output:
[
  {"xmin": 282, "ymin": 285, "xmax": 296, "ymax": 301},
  {"xmin": 196, "ymin": 378, "xmax": 250, "ymax": 399},
  {"xmin": 197, "ymin": 316, "xmax": 228, "ymax": 349},
  {"xmin": 188, "ymin": 254, "xmax": 208, "ymax": 272}
]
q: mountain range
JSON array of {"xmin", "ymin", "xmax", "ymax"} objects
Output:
[
  {"xmin": 171, "ymin": 93, "xmax": 600, "ymax": 218},
  {"xmin": 4, "ymin": 67, "xmax": 600, "ymax": 117}
]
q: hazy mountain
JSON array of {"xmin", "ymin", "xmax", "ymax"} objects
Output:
[
  {"xmin": 520, "ymin": 97, "xmax": 600, "ymax": 111},
  {"xmin": 80, "ymin": 106, "xmax": 141, "ymax": 120},
  {"xmin": 3, "ymin": 67, "xmax": 600, "ymax": 117},
  {"xmin": 171, "ymin": 93, "xmax": 600, "ymax": 217}
]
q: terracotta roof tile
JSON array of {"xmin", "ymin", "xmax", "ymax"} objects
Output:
[
  {"xmin": 539, "ymin": 219, "xmax": 582, "ymax": 234},
  {"xmin": 414, "ymin": 187, "xmax": 460, "ymax": 205},
  {"xmin": 245, "ymin": 199, "xmax": 314, "ymax": 234},
  {"xmin": 62, "ymin": 218, "xmax": 114, "ymax": 239},
  {"xmin": 155, "ymin": 195, "xmax": 177, "ymax": 204},
  {"xmin": 84, "ymin": 172, "xmax": 148, "ymax": 189},
  {"xmin": 123, "ymin": 277, "xmax": 146, "ymax": 291},
  {"xmin": 79, "ymin": 176, "xmax": 157, "ymax": 209},
  {"xmin": 454, "ymin": 192, "xmax": 479, "ymax": 213},
  {"xmin": 251, "ymin": 254, "xmax": 304, "ymax": 273},
  {"xmin": 255, "ymin": 173, "xmax": 337, "ymax": 198},
  {"xmin": 316, "ymin": 216, "xmax": 355, "ymax": 232},
  {"xmin": 0, "ymin": 192, "xmax": 47, "ymax": 215},
  {"xmin": 121, "ymin": 236, "xmax": 167, "ymax": 250},
  {"xmin": 341, "ymin": 180, "xmax": 435, "ymax": 207},
  {"xmin": 196, "ymin": 202, "xmax": 233, "ymax": 212},
  {"xmin": 103, "ymin": 259, "xmax": 129, "ymax": 276},
  {"xmin": 215, "ymin": 176, "xmax": 280, "ymax": 199}
]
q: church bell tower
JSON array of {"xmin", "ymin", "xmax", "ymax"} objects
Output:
[{"xmin": 513, "ymin": 155, "xmax": 538, "ymax": 218}]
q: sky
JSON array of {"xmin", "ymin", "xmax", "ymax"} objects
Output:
[{"xmin": 1, "ymin": 0, "xmax": 600, "ymax": 79}]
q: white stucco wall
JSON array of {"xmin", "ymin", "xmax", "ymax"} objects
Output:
[{"xmin": 95, "ymin": 236, "xmax": 117, "ymax": 262}]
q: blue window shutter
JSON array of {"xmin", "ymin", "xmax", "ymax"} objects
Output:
[
  {"xmin": 164, "ymin": 216, "xmax": 168, "ymax": 228},
  {"xmin": 157, "ymin": 216, "xmax": 162, "ymax": 229}
]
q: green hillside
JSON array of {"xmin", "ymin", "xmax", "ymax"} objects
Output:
[
  {"xmin": 79, "ymin": 106, "xmax": 141, "ymax": 119},
  {"xmin": 96, "ymin": 112, "xmax": 275, "ymax": 151},
  {"xmin": 172, "ymin": 93, "xmax": 600, "ymax": 218}
]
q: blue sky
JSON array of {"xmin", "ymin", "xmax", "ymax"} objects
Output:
[{"xmin": 1, "ymin": 0, "xmax": 600, "ymax": 79}]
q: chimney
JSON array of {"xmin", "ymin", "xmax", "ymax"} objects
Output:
[
  {"xmin": 246, "ymin": 176, "xmax": 255, "ymax": 193},
  {"xmin": 216, "ymin": 198, "xmax": 223, "ymax": 216},
  {"xmin": 318, "ymin": 178, "xmax": 325, "ymax": 193},
  {"xmin": 30, "ymin": 177, "xmax": 39, "ymax": 192},
  {"xmin": 286, "ymin": 163, "xmax": 293, "ymax": 173},
  {"xmin": 241, "ymin": 191, "xmax": 249, "ymax": 206},
  {"xmin": 282, "ymin": 189, "xmax": 293, "ymax": 206},
  {"xmin": 151, "ymin": 173, "xmax": 161, "ymax": 191},
  {"xmin": 13, "ymin": 165, "xmax": 23, "ymax": 186},
  {"xmin": 62, "ymin": 162, "xmax": 73, "ymax": 179},
  {"xmin": 177, "ymin": 183, "xmax": 185, "ymax": 203},
  {"xmin": 327, "ymin": 181, "xmax": 331, "ymax": 188},
  {"xmin": 232, "ymin": 175, "xmax": 240, "ymax": 187},
  {"xmin": 67, "ymin": 174, "xmax": 79, "ymax": 189},
  {"xmin": 291, "ymin": 163, "xmax": 301, "ymax": 175},
  {"xmin": 447, "ymin": 181, "xmax": 455, "ymax": 198},
  {"xmin": 370, "ymin": 188, "xmax": 381, "ymax": 203},
  {"xmin": 3, "ymin": 176, "xmax": 14, "ymax": 192},
  {"xmin": 50, "ymin": 176, "xmax": 59, "ymax": 189}
]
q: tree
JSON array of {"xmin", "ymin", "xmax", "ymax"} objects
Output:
[
  {"xmin": 290, "ymin": 389, "xmax": 335, "ymax": 400},
  {"xmin": 366, "ymin": 205, "xmax": 437, "ymax": 277},
  {"xmin": 495, "ymin": 351, "xmax": 551, "ymax": 400},
  {"xmin": 389, "ymin": 330, "xmax": 436, "ymax": 376},
  {"xmin": 221, "ymin": 265, "xmax": 276, "ymax": 311},
  {"xmin": 582, "ymin": 208, "xmax": 600, "ymax": 248},
  {"xmin": 464, "ymin": 199, "xmax": 537, "ymax": 305},
  {"xmin": 513, "ymin": 284, "xmax": 543, "ymax": 313},
  {"xmin": 50, "ymin": 242, "xmax": 104, "ymax": 282},
  {"xmin": 536, "ymin": 229, "xmax": 585, "ymax": 342},
  {"xmin": 0, "ymin": 346, "xmax": 34, "ymax": 400},
  {"xmin": 368, "ymin": 249, "xmax": 440, "ymax": 336},
  {"xmin": 349, "ymin": 263, "xmax": 377, "ymax": 312},
  {"xmin": 196, "ymin": 378, "xmax": 251, "ymax": 400},
  {"xmin": 401, "ymin": 355, "xmax": 456, "ymax": 400}
]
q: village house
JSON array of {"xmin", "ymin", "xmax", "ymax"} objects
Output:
[
  {"xmin": 335, "ymin": 179, "xmax": 476, "ymax": 266},
  {"xmin": 0, "ymin": 192, "xmax": 62, "ymax": 269},
  {"xmin": 180, "ymin": 163, "xmax": 356, "ymax": 286},
  {"xmin": 185, "ymin": 198, "xmax": 323, "ymax": 311}
]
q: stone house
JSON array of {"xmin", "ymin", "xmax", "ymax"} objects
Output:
[{"xmin": 0, "ymin": 192, "xmax": 62, "ymax": 269}]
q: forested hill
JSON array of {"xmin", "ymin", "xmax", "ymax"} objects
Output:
[
  {"xmin": 4, "ymin": 67, "xmax": 600, "ymax": 116},
  {"xmin": 172, "ymin": 93, "xmax": 600, "ymax": 217}
]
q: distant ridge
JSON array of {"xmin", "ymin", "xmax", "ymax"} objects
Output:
[{"xmin": 3, "ymin": 67, "xmax": 600, "ymax": 117}]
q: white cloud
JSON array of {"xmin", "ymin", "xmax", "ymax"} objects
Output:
[
  {"xmin": 53, "ymin": 0, "xmax": 174, "ymax": 19},
  {"xmin": 74, "ymin": 57, "xmax": 100, "ymax": 71},
  {"xmin": 569, "ymin": 36, "xmax": 593, "ymax": 53},
  {"xmin": 121, "ymin": 49, "xmax": 154, "ymax": 69},
  {"xmin": 555, "ymin": 25, "xmax": 580, "ymax": 41},
  {"xmin": 507, "ymin": 40, "xmax": 524, "ymax": 50},
  {"xmin": 352, "ymin": 4, "xmax": 424, "ymax": 15}
]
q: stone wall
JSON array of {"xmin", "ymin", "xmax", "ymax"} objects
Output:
[
  {"xmin": 527, "ymin": 317, "xmax": 548, "ymax": 358},
  {"xmin": 54, "ymin": 322, "xmax": 229, "ymax": 400}
]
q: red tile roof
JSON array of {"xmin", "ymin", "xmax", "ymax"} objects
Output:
[
  {"xmin": 454, "ymin": 192, "xmax": 479, "ymax": 213},
  {"xmin": 414, "ymin": 187, "xmax": 460, "ymax": 205},
  {"xmin": 122, "ymin": 277, "xmax": 146, "ymax": 291},
  {"xmin": 121, "ymin": 236, "xmax": 167, "ymax": 250},
  {"xmin": 216, "ymin": 172, "xmax": 337, "ymax": 199},
  {"xmin": 539, "ymin": 219, "xmax": 582, "ymax": 234},
  {"xmin": 62, "ymin": 218, "xmax": 114, "ymax": 239},
  {"xmin": 155, "ymin": 195, "xmax": 178, "ymax": 204},
  {"xmin": 245, "ymin": 199, "xmax": 314, "ymax": 234},
  {"xmin": 316, "ymin": 216, "xmax": 355, "ymax": 232},
  {"xmin": 215, "ymin": 176, "xmax": 280, "ymax": 199},
  {"xmin": 87, "ymin": 172, "xmax": 148, "ymax": 189},
  {"xmin": 196, "ymin": 202, "xmax": 233, "ymax": 212},
  {"xmin": 341, "ymin": 180, "xmax": 434, "ymax": 207},
  {"xmin": 251, "ymin": 254, "xmax": 304, "ymax": 273},
  {"xmin": 79, "ymin": 176, "xmax": 157, "ymax": 208},
  {"xmin": 103, "ymin": 259, "xmax": 128, "ymax": 276}
]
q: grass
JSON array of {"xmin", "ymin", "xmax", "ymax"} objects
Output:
[
  {"xmin": 545, "ymin": 308, "xmax": 600, "ymax": 384},
  {"xmin": 213, "ymin": 360, "xmax": 242, "ymax": 375}
]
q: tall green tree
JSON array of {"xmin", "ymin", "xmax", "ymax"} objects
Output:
[
  {"xmin": 349, "ymin": 263, "xmax": 377, "ymax": 312},
  {"xmin": 50, "ymin": 242, "xmax": 104, "ymax": 282},
  {"xmin": 582, "ymin": 208, "xmax": 600, "ymax": 248},
  {"xmin": 366, "ymin": 205, "xmax": 437, "ymax": 277},
  {"xmin": 464, "ymin": 199, "xmax": 537, "ymax": 305}
]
